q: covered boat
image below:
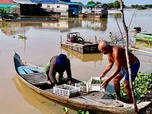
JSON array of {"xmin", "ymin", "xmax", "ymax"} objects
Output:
[{"xmin": 135, "ymin": 33, "xmax": 152, "ymax": 42}]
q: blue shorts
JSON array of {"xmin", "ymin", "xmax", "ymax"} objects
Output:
[{"xmin": 118, "ymin": 60, "xmax": 140, "ymax": 81}]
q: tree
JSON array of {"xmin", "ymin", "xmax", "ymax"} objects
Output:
[
  {"xmin": 0, "ymin": 8, "xmax": 7, "ymax": 15},
  {"xmin": 119, "ymin": 0, "xmax": 138, "ymax": 113},
  {"xmin": 113, "ymin": 0, "xmax": 120, "ymax": 8},
  {"xmin": 87, "ymin": 0, "xmax": 95, "ymax": 5},
  {"xmin": 107, "ymin": 3, "xmax": 114, "ymax": 9}
]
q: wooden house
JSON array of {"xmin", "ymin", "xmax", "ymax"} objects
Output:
[
  {"xmin": 13, "ymin": 0, "xmax": 82, "ymax": 17},
  {"xmin": 81, "ymin": 3, "xmax": 108, "ymax": 18}
]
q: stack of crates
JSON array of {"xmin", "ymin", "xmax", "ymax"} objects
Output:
[{"xmin": 75, "ymin": 77, "xmax": 105, "ymax": 92}]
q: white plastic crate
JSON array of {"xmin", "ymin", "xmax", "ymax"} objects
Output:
[
  {"xmin": 88, "ymin": 77, "xmax": 103, "ymax": 92},
  {"xmin": 75, "ymin": 81, "xmax": 88, "ymax": 92},
  {"xmin": 53, "ymin": 84, "xmax": 80, "ymax": 97}
]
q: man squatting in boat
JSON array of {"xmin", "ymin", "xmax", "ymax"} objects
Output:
[
  {"xmin": 45, "ymin": 54, "xmax": 73, "ymax": 86},
  {"xmin": 98, "ymin": 40, "xmax": 140, "ymax": 104}
]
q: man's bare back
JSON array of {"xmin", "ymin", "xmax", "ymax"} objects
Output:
[{"xmin": 108, "ymin": 46, "xmax": 138, "ymax": 70}]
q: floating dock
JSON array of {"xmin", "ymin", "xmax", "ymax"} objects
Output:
[{"xmin": 60, "ymin": 42, "xmax": 100, "ymax": 54}]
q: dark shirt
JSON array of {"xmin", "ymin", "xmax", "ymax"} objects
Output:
[{"xmin": 48, "ymin": 55, "xmax": 72, "ymax": 84}]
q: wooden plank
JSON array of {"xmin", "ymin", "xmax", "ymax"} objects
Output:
[
  {"xmin": 21, "ymin": 73, "xmax": 48, "ymax": 85},
  {"xmin": 21, "ymin": 73, "xmax": 46, "ymax": 79},
  {"xmin": 26, "ymin": 78, "xmax": 47, "ymax": 85}
]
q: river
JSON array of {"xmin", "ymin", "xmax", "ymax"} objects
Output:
[{"xmin": 0, "ymin": 9, "xmax": 152, "ymax": 114}]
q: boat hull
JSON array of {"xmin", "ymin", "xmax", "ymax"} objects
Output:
[{"xmin": 135, "ymin": 33, "xmax": 152, "ymax": 42}]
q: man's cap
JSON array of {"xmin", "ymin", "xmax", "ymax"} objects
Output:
[{"xmin": 56, "ymin": 54, "xmax": 68, "ymax": 67}]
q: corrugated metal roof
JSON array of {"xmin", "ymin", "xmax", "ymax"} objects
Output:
[
  {"xmin": 31, "ymin": 0, "xmax": 58, "ymax": 3},
  {"xmin": 13, "ymin": 0, "xmax": 37, "ymax": 4},
  {"xmin": 84, "ymin": 4, "xmax": 95, "ymax": 7},
  {"xmin": 84, "ymin": 3, "xmax": 107, "ymax": 7},
  {"xmin": 58, "ymin": 1, "xmax": 84, "ymax": 6}
]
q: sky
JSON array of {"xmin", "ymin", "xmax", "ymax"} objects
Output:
[{"xmin": 71, "ymin": 0, "xmax": 152, "ymax": 6}]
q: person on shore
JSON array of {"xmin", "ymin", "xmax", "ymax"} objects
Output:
[
  {"xmin": 98, "ymin": 40, "xmax": 140, "ymax": 104},
  {"xmin": 45, "ymin": 54, "xmax": 73, "ymax": 86}
]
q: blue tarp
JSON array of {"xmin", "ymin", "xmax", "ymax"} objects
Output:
[{"xmin": 31, "ymin": 0, "xmax": 58, "ymax": 3}]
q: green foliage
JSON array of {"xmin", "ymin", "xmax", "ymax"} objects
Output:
[
  {"xmin": 91, "ymin": 79, "xmax": 103, "ymax": 84},
  {"xmin": 133, "ymin": 72, "xmax": 152, "ymax": 99},
  {"xmin": 18, "ymin": 35, "xmax": 27, "ymax": 40},
  {"xmin": 87, "ymin": 0, "xmax": 95, "ymax": 5},
  {"xmin": 0, "ymin": 9, "xmax": 7, "ymax": 15},
  {"xmin": 95, "ymin": 2, "xmax": 101, "ymax": 5},
  {"xmin": 63, "ymin": 107, "xmax": 68, "ymax": 113},
  {"xmin": 131, "ymin": 4, "xmax": 152, "ymax": 9},
  {"xmin": 107, "ymin": 0, "xmax": 124, "ymax": 9},
  {"xmin": 77, "ymin": 110, "xmax": 90, "ymax": 114},
  {"xmin": 63, "ymin": 107, "xmax": 90, "ymax": 114},
  {"xmin": 110, "ymin": 72, "xmax": 152, "ymax": 101},
  {"xmin": 113, "ymin": 1, "xmax": 120, "ymax": 8}
]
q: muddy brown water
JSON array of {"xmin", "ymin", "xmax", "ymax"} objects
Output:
[{"xmin": 0, "ymin": 10, "xmax": 152, "ymax": 114}]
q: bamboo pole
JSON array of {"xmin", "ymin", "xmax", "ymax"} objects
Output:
[{"xmin": 119, "ymin": 0, "xmax": 138, "ymax": 113}]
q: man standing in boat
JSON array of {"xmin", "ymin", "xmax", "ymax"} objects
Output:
[
  {"xmin": 98, "ymin": 40, "xmax": 140, "ymax": 104},
  {"xmin": 45, "ymin": 54, "xmax": 73, "ymax": 86}
]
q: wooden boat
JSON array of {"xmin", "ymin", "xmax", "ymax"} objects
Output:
[
  {"xmin": 13, "ymin": 76, "xmax": 78, "ymax": 114},
  {"xmin": 13, "ymin": 51, "xmax": 151, "ymax": 114},
  {"xmin": 61, "ymin": 42, "xmax": 100, "ymax": 54},
  {"xmin": 61, "ymin": 32, "xmax": 100, "ymax": 54},
  {"xmin": 134, "ymin": 33, "xmax": 152, "ymax": 42}
]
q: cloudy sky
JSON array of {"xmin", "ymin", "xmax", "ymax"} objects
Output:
[{"xmin": 71, "ymin": 0, "xmax": 152, "ymax": 6}]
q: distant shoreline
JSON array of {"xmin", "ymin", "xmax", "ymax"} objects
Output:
[{"xmin": 108, "ymin": 8, "xmax": 152, "ymax": 14}]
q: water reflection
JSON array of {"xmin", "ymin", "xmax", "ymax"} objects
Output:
[
  {"xmin": 13, "ymin": 75, "xmax": 78, "ymax": 114},
  {"xmin": 33, "ymin": 18, "xmax": 108, "ymax": 32},
  {"xmin": 136, "ymin": 40, "xmax": 152, "ymax": 48},
  {"xmin": 0, "ymin": 22, "xmax": 43, "ymax": 35},
  {"xmin": 0, "ymin": 22, "xmax": 18, "ymax": 35},
  {"xmin": 108, "ymin": 13, "xmax": 121, "ymax": 19},
  {"xmin": 0, "ymin": 18, "xmax": 108, "ymax": 36},
  {"xmin": 61, "ymin": 46, "xmax": 103, "ymax": 63},
  {"xmin": 79, "ymin": 18, "xmax": 108, "ymax": 31}
]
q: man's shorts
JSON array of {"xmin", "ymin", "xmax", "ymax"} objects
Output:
[{"xmin": 118, "ymin": 60, "xmax": 140, "ymax": 81}]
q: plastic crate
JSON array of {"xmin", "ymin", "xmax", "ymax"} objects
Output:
[
  {"xmin": 88, "ymin": 77, "xmax": 103, "ymax": 92},
  {"xmin": 75, "ymin": 81, "xmax": 88, "ymax": 92},
  {"xmin": 53, "ymin": 84, "xmax": 80, "ymax": 97}
]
